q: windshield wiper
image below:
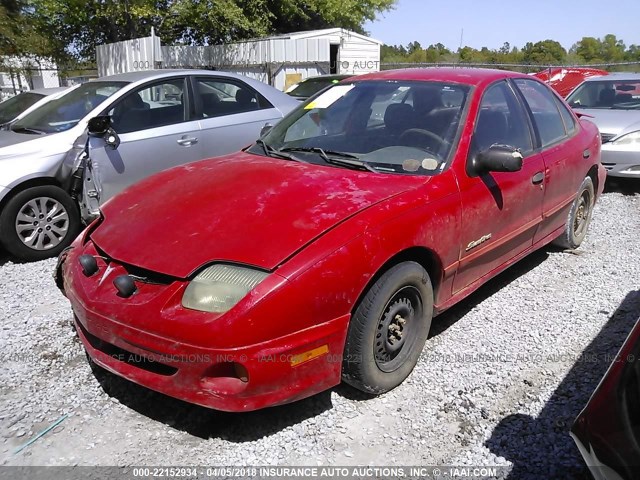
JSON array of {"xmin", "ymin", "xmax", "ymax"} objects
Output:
[
  {"xmin": 279, "ymin": 147, "xmax": 377, "ymax": 173},
  {"xmin": 255, "ymin": 139, "xmax": 305, "ymax": 162},
  {"xmin": 11, "ymin": 126, "xmax": 45, "ymax": 135}
]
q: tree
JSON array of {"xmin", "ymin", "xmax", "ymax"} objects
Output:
[
  {"xmin": 480, "ymin": 46, "xmax": 498, "ymax": 63},
  {"xmin": 423, "ymin": 43, "xmax": 450, "ymax": 63},
  {"xmin": 406, "ymin": 41, "xmax": 422, "ymax": 54},
  {"xmin": 600, "ymin": 34, "xmax": 625, "ymax": 62},
  {"xmin": 266, "ymin": 0, "xmax": 396, "ymax": 35},
  {"xmin": 30, "ymin": 0, "xmax": 169, "ymax": 61},
  {"xmin": 573, "ymin": 36, "xmax": 602, "ymax": 63},
  {"xmin": 626, "ymin": 44, "xmax": 640, "ymax": 62},
  {"xmin": 522, "ymin": 39, "xmax": 566, "ymax": 64},
  {"xmin": 381, "ymin": 44, "xmax": 411, "ymax": 63},
  {"xmin": 457, "ymin": 45, "xmax": 484, "ymax": 63},
  {"xmin": 0, "ymin": 0, "xmax": 52, "ymax": 59}
]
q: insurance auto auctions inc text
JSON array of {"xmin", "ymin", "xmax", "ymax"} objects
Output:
[{"xmin": 207, "ymin": 466, "xmax": 500, "ymax": 479}]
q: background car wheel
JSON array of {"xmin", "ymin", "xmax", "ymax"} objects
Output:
[
  {"xmin": 342, "ymin": 261, "xmax": 433, "ymax": 394},
  {"xmin": 552, "ymin": 177, "xmax": 595, "ymax": 250},
  {"xmin": 0, "ymin": 185, "xmax": 81, "ymax": 261}
]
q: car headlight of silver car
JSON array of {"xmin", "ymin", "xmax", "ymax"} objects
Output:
[
  {"xmin": 182, "ymin": 264, "xmax": 269, "ymax": 313},
  {"xmin": 610, "ymin": 130, "xmax": 640, "ymax": 146}
]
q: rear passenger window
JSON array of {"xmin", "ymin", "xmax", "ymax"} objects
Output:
[
  {"xmin": 109, "ymin": 78, "xmax": 186, "ymax": 133},
  {"xmin": 554, "ymin": 95, "xmax": 577, "ymax": 135},
  {"xmin": 473, "ymin": 81, "xmax": 533, "ymax": 155},
  {"xmin": 195, "ymin": 78, "xmax": 272, "ymax": 118},
  {"xmin": 513, "ymin": 79, "xmax": 568, "ymax": 147}
]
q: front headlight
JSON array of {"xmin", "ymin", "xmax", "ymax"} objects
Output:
[
  {"xmin": 610, "ymin": 130, "xmax": 640, "ymax": 145},
  {"xmin": 182, "ymin": 264, "xmax": 269, "ymax": 313}
]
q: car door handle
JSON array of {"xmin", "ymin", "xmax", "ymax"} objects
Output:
[
  {"xmin": 177, "ymin": 137, "xmax": 198, "ymax": 146},
  {"xmin": 532, "ymin": 172, "xmax": 545, "ymax": 185}
]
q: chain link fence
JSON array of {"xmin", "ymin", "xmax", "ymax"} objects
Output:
[
  {"xmin": 1, "ymin": 60, "xmax": 638, "ymax": 101},
  {"xmin": 379, "ymin": 60, "xmax": 640, "ymax": 73},
  {"xmin": 0, "ymin": 65, "xmax": 98, "ymax": 100}
]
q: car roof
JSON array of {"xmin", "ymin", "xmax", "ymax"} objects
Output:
[
  {"xmin": 92, "ymin": 69, "xmax": 294, "ymax": 102},
  {"xmin": 582, "ymin": 72, "xmax": 640, "ymax": 82},
  {"xmin": 350, "ymin": 68, "xmax": 531, "ymax": 86},
  {"xmin": 97, "ymin": 69, "xmax": 259, "ymax": 83},
  {"xmin": 22, "ymin": 86, "xmax": 68, "ymax": 96},
  {"xmin": 303, "ymin": 74, "xmax": 352, "ymax": 81}
]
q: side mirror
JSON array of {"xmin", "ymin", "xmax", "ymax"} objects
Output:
[
  {"xmin": 87, "ymin": 116, "xmax": 111, "ymax": 136},
  {"xmin": 473, "ymin": 144, "xmax": 523, "ymax": 174},
  {"xmin": 260, "ymin": 122, "xmax": 273, "ymax": 137},
  {"xmin": 87, "ymin": 115, "xmax": 120, "ymax": 150}
]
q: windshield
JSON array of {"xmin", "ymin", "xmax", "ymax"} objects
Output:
[
  {"xmin": 0, "ymin": 92, "xmax": 44, "ymax": 124},
  {"xmin": 12, "ymin": 81, "xmax": 128, "ymax": 134},
  {"xmin": 567, "ymin": 79, "xmax": 640, "ymax": 110},
  {"xmin": 258, "ymin": 80, "xmax": 470, "ymax": 175},
  {"xmin": 286, "ymin": 77, "xmax": 346, "ymax": 98}
]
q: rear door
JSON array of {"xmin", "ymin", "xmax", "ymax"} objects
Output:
[
  {"xmin": 453, "ymin": 80, "xmax": 545, "ymax": 293},
  {"xmin": 511, "ymin": 78, "xmax": 589, "ymax": 243},
  {"xmin": 86, "ymin": 76, "xmax": 202, "ymax": 204},
  {"xmin": 192, "ymin": 76, "xmax": 284, "ymax": 157}
]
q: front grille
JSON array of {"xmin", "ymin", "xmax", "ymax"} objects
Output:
[
  {"xmin": 602, "ymin": 163, "xmax": 615, "ymax": 171},
  {"xmin": 76, "ymin": 318, "xmax": 178, "ymax": 376},
  {"xmin": 601, "ymin": 133, "xmax": 616, "ymax": 143}
]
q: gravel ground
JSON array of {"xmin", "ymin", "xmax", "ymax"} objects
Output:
[{"xmin": 0, "ymin": 179, "xmax": 638, "ymax": 478}]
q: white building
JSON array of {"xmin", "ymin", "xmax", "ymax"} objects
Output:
[
  {"xmin": 97, "ymin": 28, "xmax": 382, "ymax": 90},
  {"xmin": 0, "ymin": 56, "xmax": 60, "ymax": 99}
]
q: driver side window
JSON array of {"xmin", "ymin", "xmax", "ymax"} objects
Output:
[
  {"xmin": 108, "ymin": 78, "xmax": 187, "ymax": 134},
  {"xmin": 473, "ymin": 81, "xmax": 533, "ymax": 156}
]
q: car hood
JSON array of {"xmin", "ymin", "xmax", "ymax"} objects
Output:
[
  {"xmin": 0, "ymin": 129, "xmax": 70, "ymax": 160},
  {"xmin": 573, "ymin": 108, "xmax": 640, "ymax": 137},
  {"xmin": 91, "ymin": 152, "xmax": 426, "ymax": 278},
  {"xmin": 0, "ymin": 130, "xmax": 41, "ymax": 149}
]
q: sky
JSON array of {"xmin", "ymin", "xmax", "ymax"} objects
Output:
[{"xmin": 364, "ymin": 0, "xmax": 640, "ymax": 51}]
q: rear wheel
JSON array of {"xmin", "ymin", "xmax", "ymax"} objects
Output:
[
  {"xmin": 342, "ymin": 261, "xmax": 433, "ymax": 394},
  {"xmin": 552, "ymin": 177, "xmax": 595, "ymax": 250},
  {"xmin": 0, "ymin": 185, "xmax": 81, "ymax": 261}
]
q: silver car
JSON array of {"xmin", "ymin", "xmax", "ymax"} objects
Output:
[
  {"xmin": 0, "ymin": 87, "xmax": 69, "ymax": 128},
  {"xmin": 0, "ymin": 70, "xmax": 298, "ymax": 261},
  {"xmin": 567, "ymin": 73, "xmax": 640, "ymax": 178}
]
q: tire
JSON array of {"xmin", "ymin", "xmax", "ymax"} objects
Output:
[
  {"xmin": 0, "ymin": 185, "xmax": 81, "ymax": 261},
  {"xmin": 552, "ymin": 177, "xmax": 595, "ymax": 250},
  {"xmin": 342, "ymin": 261, "xmax": 433, "ymax": 394}
]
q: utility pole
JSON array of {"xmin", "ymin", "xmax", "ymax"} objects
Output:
[{"xmin": 457, "ymin": 28, "xmax": 464, "ymax": 65}]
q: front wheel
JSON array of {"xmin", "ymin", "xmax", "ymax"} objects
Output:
[
  {"xmin": 552, "ymin": 177, "xmax": 595, "ymax": 250},
  {"xmin": 342, "ymin": 261, "xmax": 433, "ymax": 394},
  {"xmin": 0, "ymin": 185, "xmax": 81, "ymax": 261}
]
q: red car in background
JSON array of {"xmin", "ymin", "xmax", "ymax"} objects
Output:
[
  {"xmin": 58, "ymin": 68, "xmax": 605, "ymax": 412},
  {"xmin": 534, "ymin": 67, "xmax": 609, "ymax": 97}
]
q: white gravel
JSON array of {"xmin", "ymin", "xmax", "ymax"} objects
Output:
[{"xmin": 0, "ymin": 180, "xmax": 639, "ymax": 477}]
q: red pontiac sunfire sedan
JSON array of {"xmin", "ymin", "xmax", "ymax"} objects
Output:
[{"xmin": 58, "ymin": 68, "xmax": 605, "ymax": 412}]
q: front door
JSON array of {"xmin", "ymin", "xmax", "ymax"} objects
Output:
[
  {"xmin": 453, "ymin": 80, "xmax": 545, "ymax": 293},
  {"xmin": 86, "ymin": 76, "xmax": 202, "ymax": 204}
]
